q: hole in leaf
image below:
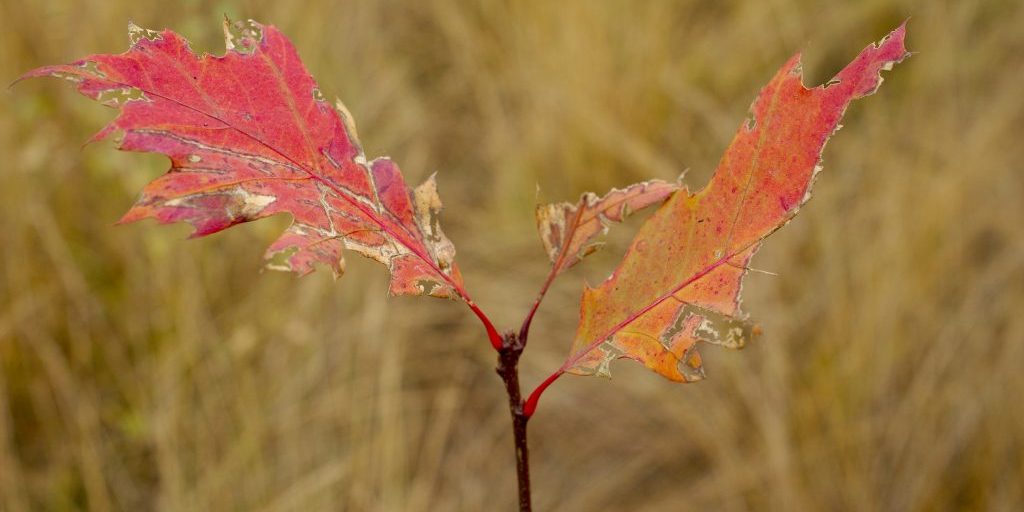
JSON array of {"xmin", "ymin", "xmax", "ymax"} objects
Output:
[
  {"xmin": 79, "ymin": 61, "xmax": 106, "ymax": 78},
  {"xmin": 95, "ymin": 87, "xmax": 147, "ymax": 107},
  {"xmin": 266, "ymin": 246, "xmax": 300, "ymax": 272}
]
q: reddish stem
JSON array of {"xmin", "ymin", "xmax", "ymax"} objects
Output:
[
  {"xmin": 518, "ymin": 205, "xmax": 587, "ymax": 343},
  {"xmin": 517, "ymin": 287, "xmax": 548, "ymax": 344},
  {"xmin": 469, "ymin": 300, "xmax": 503, "ymax": 350},
  {"xmin": 497, "ymin": 332, "xmax": 532, "ymax": 511},
  {"xmin": 522, "ymin": 369, "xmax": 562, "ymax": 418}
]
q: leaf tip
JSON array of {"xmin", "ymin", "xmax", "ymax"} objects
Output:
[
  {"xmin": 12, "ymin": 64, "xmax": 79, "ymax": 89},
  {"xmin": 9, "ymin": 69, "xmax": 43, "ymax": 90}
]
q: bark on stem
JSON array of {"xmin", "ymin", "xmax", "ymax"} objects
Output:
[{"xmin": 497, "ymin": 332, "xmax": 531, "ymax": 512}]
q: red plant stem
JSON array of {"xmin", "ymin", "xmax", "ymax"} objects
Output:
[
  {"xmin": 497, "ymin": 332, "xmax": 532, "ymax": 511},
  {"xmin": 517, "ymin": 285, "xmax": 549, "ymax": 344},
  {"xmin": 522, "ymin": 369, "xmax": 562, "ymax": 418},
  {"xmin": 467, "ymin": 300, "xmax": 503, "ymax": 350},
  {"xmin": 517, "ymin": 207, "xmax": 586, "ymax": 344}
]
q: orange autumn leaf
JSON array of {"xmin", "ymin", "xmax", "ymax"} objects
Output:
[{"xmin": 563, "ymin": 24, "xmax": 910, "ymax": 382}]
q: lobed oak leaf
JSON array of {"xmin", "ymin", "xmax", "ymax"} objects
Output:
[
  {"xmin": 536, "ymin": 179, "xmax": 681, "ymax": 278},
  {"xmin": 21, "ymin": 18, "xmax": 465, "ymax": 300},
  {"xmin": 563, "ymin": 24, "xmax": 910, "ymax": 382}
]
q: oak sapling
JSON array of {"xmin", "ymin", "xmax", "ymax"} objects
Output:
[{"xmin": 21, "ymin": 18, "xmax": 909, "ymax": 511}]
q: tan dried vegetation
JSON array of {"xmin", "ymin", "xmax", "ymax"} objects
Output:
[{"xmin": 1, "ymin": 0, "xmax": 1022, "ymax": 510}]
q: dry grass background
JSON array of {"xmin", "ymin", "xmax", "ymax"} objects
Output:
[{"xmin": 1, "ymin": 0, "xmax": 1023, "ymax": 510}]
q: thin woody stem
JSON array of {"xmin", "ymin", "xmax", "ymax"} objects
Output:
[{"xmin": 497, "ymin": 331, "xmax": 532, "ymax": 512}]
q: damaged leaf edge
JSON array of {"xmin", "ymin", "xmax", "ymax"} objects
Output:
[
  {"xmin": 536, "ymin": 175, "xmax": 685, "ymax": 268},
  {"xmin": 561, "ymin": 23, "xmax": 910, "ymax": 382}
]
